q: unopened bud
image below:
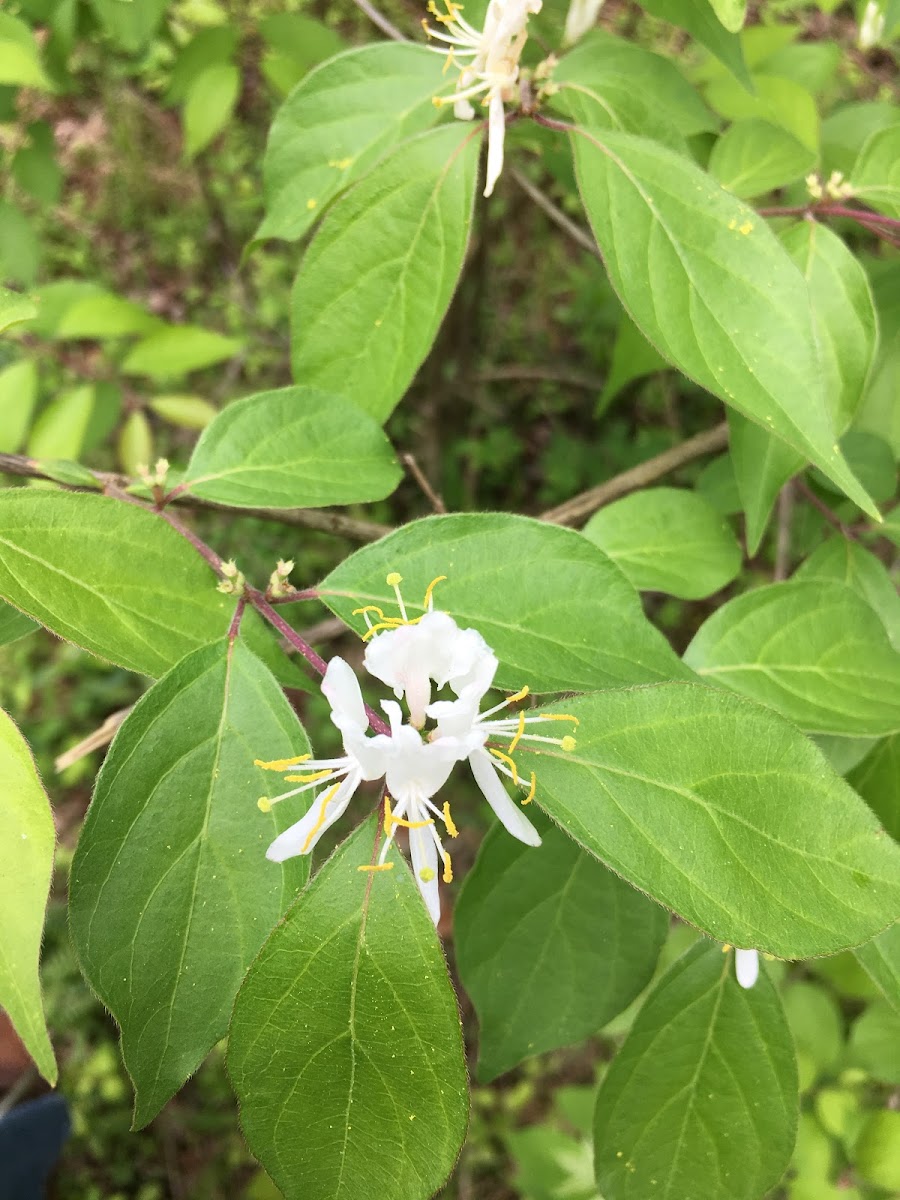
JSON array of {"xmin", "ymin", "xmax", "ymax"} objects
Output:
[{"xmin": 805, "ymin": 173, "xmax": 824, "ymax": 201}]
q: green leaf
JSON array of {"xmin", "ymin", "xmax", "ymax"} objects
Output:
[
  {"xmin": 70, "ymin": 639, "xmax": 308, "ymax": 1126},
  {"xmin": 696, "ymin": 452, "xmax": 742, "ymax": 515},
  {"xmin": 165, "ymin": 27, "xmax": 238, "ymax": 105},
  {"xmin": 709, "ymin": 0, "xmax": 747, "ymax": 31},
  {"xmin": 54, "ymin": 291, "xmax": 161, "ymax": 339},
  {"xmin": 0, "ymin": 599, "xmax": 38, "ymax": 645},
  {"xmin": 855, "ymin": 923, "xmax": 900, "ymax": 1015},
  {"xmin": 596, "ymin": 312, "xmax": 668, "ymax": 416},
  {"xmin": 259, "ymin": 43, "xmax": 447, "ymax": 243},
  {"xmin": 855, "ymin": 1110, "xmax": 900, "ymax": 1193},
  {"xmin": 291, "ymin": 124, "xmax": 480, "ymax": 423},
  {"xmin": 148, "ymin": 395, "xmax": 217, "ymax": 430},
  {"xmin": 259, "ymin": 14, "xmax": 345, "ymax": 93},
  {"xmin": 848, "ymin": 735, "xmax": 900, "ymax": 841},
  {"xmin": 183, "ymin": 63, "xmax": 240, "ymax": 158},
  {"xmin": 639, "ymin": 0, "xmax": 751, "ymax": 87},
  {"xmin": 0, "ymin": 707, "xmax": 56, "ymax": 1084},
  {"xmin": 27, "ymin": 383, "xmax": 95, "ymax": 462},
  {"xmin": 227, "ymin": 815, "xmax": 469, "ymax": 1200},
  {"xmin": 0, "ymin": 285, "xmax": 37, "ymax": 334},
  {"xmin": 0, "ymin": 359, "xmax": 38, "ymax": 452},
  {"xmin": 782, "ymin": 981, "xmax": 843, "ymax": 1080},
  {"xmin": 0, "ymin": 490, "xmax": 254, "ymax": 678},
  {"xmin": 593, "ymin": 941, "xmax": 797, "ymax": 1200},
  {"xmin": 727, "ymin": 412, "xmax": 800, "ymax": 555},
  {"xmin": 684, "ymin": 581, "xmax": 900, "ymax": 736},
  {"xmin": 821, "ymin": 101, "xmax": 900, "ymax": 177},
  {"xmin": 571, "ymin": 129, "xmax": 876, "ymax": 517},
  {"xmin": 122, "ymin": 326, "xmax": 242, "ymax": 381},
  {"xmin": 12, "ymin": 122, "xmax": 62, "ymax": 205},
  {"xmin": 181, "ymin": 387, "xmax": 401, "ymax": 509},
  {"xmin": 0, "ymin": 13, "xmax": 53, "ymax": 90},
  {"xmin": 848, "ymin": 1001, "xmax": 900, "ymax": 1084},
  {"xmin": 853, "ymin": 125, "xmax": 900, "ymax": 219},
  {"xmin": 118, "ymin": 410, "xmax": 153, "ymax": 477},
  {"xmin": 582, "ymin": 487, "xmax": 741, "ymax": 599},
  {"xmin": 816, "ymin": 430, "xmax": 897, "ymax": 505},
  {"xmin": 456, "ymin": 812, "xmax": 667, "ymax": 1082},
  {"xmin": 796, "ymin": 540, "xmax": 900, "ymax": 650},
  {"xmin": 533, "ymin": 683, "xmax": 900, "ymax": 957},
  {"xmin": 709, "ymin": 118, "xmax": 816, "ymax": 199},
  {"xmin": 88, "ymin": 0, "xmax": 169, "ymax": 52},
  {"xmin": 320, "ymin": 514, "xmax": 691, "ymax": 693},
  {"xmin": 0, "ymin": 199, "xmax": 40, "ymax": 287},
  {"xmin": 705, "ymin": 74, "xmax": 819, "ymax": 153}
]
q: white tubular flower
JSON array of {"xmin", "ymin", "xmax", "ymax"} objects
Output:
[
  {"xmin": 735, "ymin": 948, "xmax": 760, "ymax": 989},
  {"xmin": 257, "ymin": 657, "xmax": 390, "ymax": 863},
  {"xmin": 859, "ymin": 0, "xmax": 885, "ymax": 49},
  {"xmin": 359, "ymin": 573, "xmax": 494, "ymax": 728},
  {"xmin": 422, "ymin": 0, "xmax": 542, "ymax": 197},
  {"xmin": 563, "ymin": 0, "xmax": 606, "ymax": 46}
]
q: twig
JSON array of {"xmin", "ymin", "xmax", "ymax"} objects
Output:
[
  {"xmin": 773, "ymin": 480, "xmax": 795, "ymax": 580},
  {"xmin": 350, "ymin": 0, "xmax": 406, "ymax": 41},
  {"xmin": 511, "ymin": 168, "xmax": 599, "ymax": 258},
  {"xmin": 0, "ymin": 1067, "xmax": 39, "ymax": 1120},
  {"xmin": 401, "ymin": 453, "xmax": 447, "ymax": 514},
  {"xmin": 299, "ymin": 616, "xmax": 347, "ymax": 644},
  {"xmin": 473, "ymin": 365, "xmax": 604, "ymax": 390},
  {"xmin": 756, "ymin": 202, "xmax": 900, "ymax": 229},
  {"xmin": 55, "ymin": 707, "xmax": 132, "ymax": 773},
  {"xmin": 541, "ymin": 423, "xmax": 729, "ymax": 526},
  {"xmin": 796, "ymin": 478, "xmax": 859, "ymax": 541}
]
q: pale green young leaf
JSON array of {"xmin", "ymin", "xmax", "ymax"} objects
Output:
[
  {"xmin": 0, "ymin": 490, "xmax": 253, "ymax": 678},
  {"xmin": 27, "ymin": 384, "xmax": 95, "ymax": 462},
  {"xmin": 594, "ymin": 941, "xmax": 797, "ymax": 1200},
  {"xmin": 848, "ymin": 735, "xmax": 900, "ymax": 841},
  {"xmin": 181, "ymin": 387, "xmax": 401, "ymax": 509},
  {"xmin": 165, "ymin": 28, "xmax": 238, "ymax": 105},
  {"xmin": 848, "ymin": 1001, "xmax": 900, "ymax": 1084},
  {"xmin": 0, "ymin": 14, "xmax": 54, "ymax": 90},
  {"xmin": 571, "ymin": 129, "xmax": 876, "ymax": 516},
  {"xmin": 534, "ymin": 683, "xmax": 900, "ymax": 957},
  {"xmin": 291, "ymin": 123, "xmax": 480, "ymax": 422},
  {"xmin": 455, "ymin": 812, "xmax": 667, "ymax": 1082},
  {"xmin": 582, "ymin": 487, "xmax": 741, "ymax": 599},
  {"xmin": 149, "ymin": 396, "xmax": 217, "ymax": 430},
  {"xmin": 709, "ymin": 118, "xmax": 816, "ymax": 199},
  {"xmin": 0, "ymin": 600, "xmax": 38, "ymax": 646},
  {"xmin": 705, "ymin": 74, "xmax": 819, "ymax": 152},
  {"xmin": 855, "ymin": 1110, "xmax": 900, "ymax": 1193},
  {"xmin": 118, "ymin": 410, "xmax": 153, "ymax": 477},
  {"xmin": 853, "ymin": 125, "xmax": 900, "ymax": 219},
  {"xmin": 87, "ymin": 0, "xmax": 168, "ymax": 52},
  {"xmin": 54, "ymin": 291, "xmax": 161, "ymax": 340},
  {"xmin": 709, "ymin": 0, "xmax": 748, "ymax": 31},
  {"xmin": 320, "ymin": 514, "xmax": 692, "ymax": 693},
  {"xmin": 819, "ymin": 431, "xmax": 897, "ymax": 505},
  {"xmin": 259, "ymin": 43, "xmax": 448, "ymax": 243},
  {"xmin": 684, "ymin": 581, "xmax": 900, "ymax": 736},
  {"xmin": 69, "ymin": 639, "xmax": 309, "ymax": 1127},
  {"xmin": 122, "ymin": 326, "xmax": 242, "ymax": 381},
  {"xmin": 855, "ymin": 923, "xmax": 900, "ymax": 1015},
  {"xmin": 639, "ymin": 0, "xmax": 751, "ymax": 87},
  {"xmin": 0, "ymin": 707, "xmax": 56, "ymax": 1085},
  {"xmin": 0, "ymin": 359, "xmax": 38, "ymax": 453},
  {"xmin": 227, "ymin": 816, "xmax": 469, "ymax": 1200},
  {"xmin": 0, "ymin": 284, "xmax": 37, "ymax": 333},
  {"xmin": 183, "ymin": 63, "xmax": 241, "ymax": 159},
  {"xmin": 821, "ymin": 102, "xmax": 900, "ymax": 177},
  {"xmin": 796, "ymin": 540, "xmax": 900, "ymax": 649}
]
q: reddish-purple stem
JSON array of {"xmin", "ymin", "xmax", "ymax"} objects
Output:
[{"xmin": 228, "ymin": 598, "xmax": 246, "ymax": 643}]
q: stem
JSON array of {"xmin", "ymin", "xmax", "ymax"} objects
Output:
[
  {"xmin": 773, "ymin": 480, "xmax": 795, "ymax": 581},
  {"xmin": 155, "ymin": 506, "xmax": 226, "ymax": 574},
  {"xmin": 511, "ymin": 168, "xmax": 599, "ymax": 259},
  {"xmin": 796, "ymin": 478, "xmax": 859, "ymax": 541},
  {"xmin": 350, "ymin": 0, "xmax": 406, "ymax": 41},
  {"xmin": 228, "ymin": 598, "xmax": 246, "ymax": 643}
]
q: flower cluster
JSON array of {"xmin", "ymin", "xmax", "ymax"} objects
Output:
[
  {"xmin": 255, "ymin": 573, "xmax": 577, "ymax": 924},
  {"xmin": 422, "ymin": 0, "xmax": 542, "ymax": 198}
]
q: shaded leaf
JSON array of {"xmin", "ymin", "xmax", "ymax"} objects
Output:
[
  {"xmin": 848, "ymin": 735, "xmax": 900, "ymax": 841},
  {"xmin": 709, "ymin": 118, "xmax": 816, "ymax": 199}
]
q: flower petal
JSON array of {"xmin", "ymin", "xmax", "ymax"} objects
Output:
[
  {"xmin": 322, "ymin": 657, "xmax": 368, "ymax": 732},
  {"xmin": 265, "ymin": 772, "xmax": 359, "ymax": 862},
  {"xmin": 469, "ymin": 747, "xmax": 541, "ymax": 846},
  {"xmin": 410, "ymin": 824, "xmax": 441, "ymax": 926},
  {"xmin": 483, "ymin": 92, "xmax": 506, "ymax": 198},
  {"xmin": 735, "ymin": 948, "xmax": 759, "ymax": 989}
]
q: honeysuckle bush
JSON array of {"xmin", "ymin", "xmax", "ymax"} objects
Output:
[{"xmin": 1, "ymin": 0, "xmax": 900, "ymax": 1198}]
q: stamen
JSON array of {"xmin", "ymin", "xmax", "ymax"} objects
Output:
[
  {"xmin": 481, "ymin": 686, "xmax": 530, "ymax": 719},
  {"xmin": 422, "ymin": 575, "xmax": 447, "ymax": 610},
  {"xmin": 722, "ymin": 944, "xmax": 733, "ymax": 953},
  {"xmin": 561, "ymin": 736, "xmax": 576, "ymax": 752},
  {"xmin": 352, "ymin": 604, "xmax": 386, "ymax": 631},
  {"xmin": 362, "ymin": 619, "xmax": 406, "ymax": 641},
  {"xmin": 300, "ymin": 782, "xmax": 342, "ymax": 854},
  {"xmin": 383, "ymin": 796, "xmax": 393, "ymax": 836},
  {"xmin": 385, "ymin": 571, "xmax": 408, "ymax": 621},
  {"xmin": 254, "ymin": 754, "xmax": 311, "ymax": 771},
  {"xmin": 391, "ymin": 815, "xmax": 435, "ymax": 830},
  {"xmin": 442, "ymin": 802, "xmax": 459, "ymax": 838},
  {"xmin": 284, "ymin": 769, "xmax": 333, "ymax": 783},
  {"xmin": 536, "ymin": 713, "xmax": 580, "ymax": 725},
  {"xmin": 489, "ymin": 746, "xmax": 520, "ymax": 785},
  {"xmin": 442, "ymin": 850, "xmax": 453, "ymax": 884},
  {"xmin": 419, "ymin": 867, "xmax": 436, "ymax": 882},
  {"xmin": 257, "ymin": 797, "xmax": 272, "ymax": 813},
  {"xmin": 358, "ymin": 863, "xmax": 395, "ymax": 872},
  {"xmin": 522, "ymin": 772, "xmax": 537, "ymax": 805},
  {"xmin": 507, "ymin": 710, "xmax": 526, "ymax": 755}
]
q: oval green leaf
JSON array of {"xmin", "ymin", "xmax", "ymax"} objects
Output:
[
  {"xmin": 853, "ymin": 125, "xmax": 900, "ymax": 219},
  {"xmin": 456, "ymin": 812, "xmax": 667, "ymax": 1082},
  {"xmin": 533, "ymin": 683, "xmax": 900, "ymax": 957},
  {"xmin": 684, "ymin": 580, "xmax": 900, "ymax": 736},
  {"xmin": 291, "ymin": 123, "xmax": 480, "ymax": 422},
  {"xmin": 796, "ymin": 540, "xmax": 900, "ymax": 650},
  {"xmin": 69, "ymin": 639, "xmax": 309, "ymax": 1127},
  {"xmin": 709, "ymin": 118, "xmax": 816, "ymax": 199},
  {"xmin": 320, "ymin": 513, "xmax": 692, "ymax": 693},
  {"xmin": 855, "ymin": 923, "xmax": 900, "ymax": 1015},
  {"xmin": 0, "ymin": 284, "xmax": 37, "ymax": 333},
  {"xmin": 227, "ymin": 815, "xmax": 469, "ymax": 1200},
  {"xmin": 181, "ymin": 387, "xmax": 401, "ymax": 509},
  {"xmin": 848, "ymin": 735, "xmax": 900, "ymax": 842},
  {"xmin": 122, "ymin": 326, "xmax": 242, "ymax": 381}
]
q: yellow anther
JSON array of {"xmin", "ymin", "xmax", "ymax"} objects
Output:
[
  {"xmin": 419, "ymin": 867, "xmax": 436, "ymax": 882},
  {"xmin": 254, "ymin": 755, "xmax": 311, "ymax": 771},
  {"xmin": 386, "ymin": 572, "xmax": 403, "ymax": 586},
  {"xmin": 422, "ymin": 575, "xmax": 447, "ymax": 610},
  {"xmin": 442, "ymin": 802, "xmax": 459, "ymax": 838},
  {"xmin": 507, "ymin": 685, "xmax": 530, "ymax": 704},
  {"xmin": 358, "ymin": 863, "xmax": 395, "ymax": 872},
  {"xmin": 522, "ymin": 772, "xmax": 537, "ymax": 805},
  {"xmin": 257, "ymin": 797, "xmax": 272, "ymax": 813},
  {"xmin": 384, "ymin": 796, "xmax": 393, "ymax": 836},
  {"xmin": 722, "ymin": 944, "xmax": 733, "ymax": 953},
  {"xmin": 489, "ymin": 746, "xmax": 520, "ymax": 785},
  {"xmin": 540, "ymin": 714, "xmax": 580, "ymax": 725},
  {"xmin": 443, "ymin": 51, "xmax": 455, "ymax": 74},
  {"xmin": 352, "ymin": 605, "xmax": 387, "ymax": 619},
  {"xmin": 300, "ymin": 783, "xmax": 341, "ymax": 854},
  {"xmin": 442, "ymin": 852, "xmax": 453, "ymax": 884},
  {"xmin": 393, "ymin": 816, "xmax": 435, "ymax": 830},
  {"xmin": 561, "ymin": 736, "xmax": 577, "ymax": 753},
  {"xmin": 432, "ymin": 96, "xmax": 445, "ymax": 107},
  {"xmin": 284, "ymin": 769, "xmax": 333, "ymax": 783},
  {"xmin": 507, "ymin": 710, "xmax": 526, "ymax": 755},
  {"xmin": 362, "ymin": 619, "xmax": 406, "ymax": 641}
]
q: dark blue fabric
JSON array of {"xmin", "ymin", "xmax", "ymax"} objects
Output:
[{"xmin": 0, "ymin": 1093, "xmax": 70, "ymax": 1200}]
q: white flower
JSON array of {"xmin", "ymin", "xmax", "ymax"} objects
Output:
[
  {"xmin": 859, "ymin": 0, "xmax": 885, "ymax": 49},
  {"xmin": 735, "ymin": 948, "xmax": 759, "ymax": 989},
  {"xmin": 422, "ymin": 0, "xmax": 542, "ymax": 197},
  {"xmin": 257, "ymin": 656, "xmax": 391, "ymax": 862},
  {"xmin": 563, "ymin": 0, "xmax": 605, "ymax": 46}
]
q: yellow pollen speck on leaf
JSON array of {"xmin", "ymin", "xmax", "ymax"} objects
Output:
[
  {"xmin": 386, "ymin": 572, "xmax": 403, "ymax": 586},
  {"xmin": 257, "ymin": 797, "xmax": 272, "ymax": 813},
  {"xmin": 722, "ymin": 943, "xmax": 733, "ymax": 953},
  {"xmin": 739, "ymin": 220, "xmax": 754, "ymax": 235},
  {"xmin": 328, "ymin": 157, "xmax": 353, "ymax": 170},
  {"xmin": 306, "ymin": 198, "xmax": 317, "ymax": 210},
  {"xmin": 728, "ymin": 218, "xmax": 737, "ymax": 231},
  {"xmin": 561, "ymin": 736, "xmax": 577, "ymax": 752},
  {"xmin": 419, "ymin": 867, "xmax": 437, "ymax": 882}
]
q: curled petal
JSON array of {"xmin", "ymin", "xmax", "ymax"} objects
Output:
[
  {"xmin": 469, "ymin": 747, "xmax": 541, "ymax": 846},
  {"xmin": 322, "ymin": 657, "xmax": 368, "ymax": 732},
  {"xmin": 265, "ymin": 771, "xmax": 359, "ymax": 862},
  {"xmin": 735, "ymin": 948, "xmax": 759, "ymax": 989},
  {"xmin": 410, "ymin": 824, "xmax": 441, "ymax": 926},
  {"xmin": 483, "ymin": 92, "xmax": 506, "ymax": 198}
]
